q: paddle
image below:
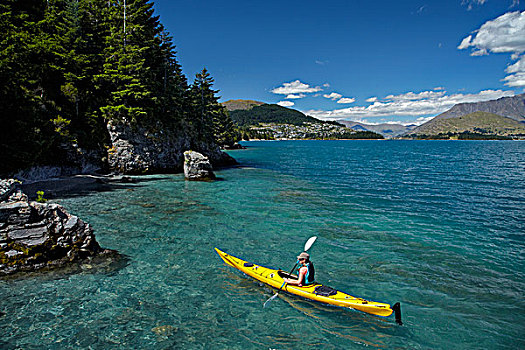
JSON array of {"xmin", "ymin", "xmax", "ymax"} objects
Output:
[{"xmin": 263, "ymin": 236, "xmax": 317, "ymax": 308}]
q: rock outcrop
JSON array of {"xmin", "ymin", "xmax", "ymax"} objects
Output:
[
  {"xmin": 0, "ymin": 179, "xmax": 111, "ymax": 275},
  {"xmin": 184, "ymin": 151, "xmax": 216, "ymax": 180},
  {"xmin": 223, "ymin": 142, "xmax": 246, "ymax": 150},
  {"xmin": 107, "ymin": 121, "xmax": 236, "ymax": 174}
]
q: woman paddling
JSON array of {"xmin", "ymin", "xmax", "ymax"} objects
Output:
[{"xmin": 283, "ymin": 252, "xmax": 315, "ymax": 286}]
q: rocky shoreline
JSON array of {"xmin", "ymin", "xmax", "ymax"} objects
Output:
[
  {"xmin": 106, "ymin": 121, "xmax": 237, "ymax": 175},
  {"xmin": 0, "ymin": 128, "xmax": 241, "ymax": 276},
  {"xmin": 1, "ymin": 147, "xmax": 239, "ymax": 276},
  {"xmin": 0, "ymin": 179, "xmax": 118, "ymax": 276}
]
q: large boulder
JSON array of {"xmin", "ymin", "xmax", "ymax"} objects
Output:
[
  {"xmin": 184, "ymin": 151, "xmax": 216, "ymax": 180},
  {"xmin": 0, "ymin": 179, "xmax": 112, "ymax": 275}
]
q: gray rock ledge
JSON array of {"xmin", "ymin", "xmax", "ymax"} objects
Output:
[{"xmin": 0, "ymin": 179, "xmax": 115, "ymax": 276}]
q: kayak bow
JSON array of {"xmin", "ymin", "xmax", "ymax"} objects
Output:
[{"xmin": 215, "ymin": 248, "xmax": 402, "ymax": 323}]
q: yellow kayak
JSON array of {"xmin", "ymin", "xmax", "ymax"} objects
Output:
[{"xmin": 215, "ymin": 248, "xmax": 402, "ymax": 323}]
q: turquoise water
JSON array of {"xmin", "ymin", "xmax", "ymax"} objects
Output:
[{"xmin": 1, "ymin": 140, "xmax": 524, "ymax": 349}]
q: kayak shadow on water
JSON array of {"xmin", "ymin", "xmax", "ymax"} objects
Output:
[
  {"xmin": 277, "ymin": 291, "xmax": 398, "ymax": 327},
  {"xmin": 276, "ymin": 295, "xmax": 412, "ymax": 348},
  {"xmin": 218, "ymin": 266, "xmax": 408, "ymax": 346}
]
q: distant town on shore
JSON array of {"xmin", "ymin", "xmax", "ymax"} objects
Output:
[{"xmin": 223, "ymin": 93, "xmax": 525, "ymax": 141}]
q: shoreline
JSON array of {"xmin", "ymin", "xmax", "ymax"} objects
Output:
[
  {"xmin": 19, "ymin": 174, "xmax": 139, "ymax": 200},
  {"xmin": 244, "ymin": 138, "xmax": 522, "ymax": 141},
  {"xmin": 245, "ymin": 138, "xmax": 385, "ymax": 141}
]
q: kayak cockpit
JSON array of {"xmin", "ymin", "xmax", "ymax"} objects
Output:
[{"xmin": 277, "ymin": 270, "xmax": 298, "ymax": 280}]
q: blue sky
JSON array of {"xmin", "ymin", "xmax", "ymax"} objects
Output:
[{"xmin": 153, "ymin": 0, "xmax": 525, "ymax": 125}]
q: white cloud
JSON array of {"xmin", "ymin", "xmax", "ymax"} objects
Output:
[
  {"xmin": 337, "ymin": 97, "xmax": 356, "ymax": 104},
  {"xmin": 271, "ymin": 80, "xmax": 323, "ymax": 95},
  {"xmin": 433, "ymin": 87, "xmax": 445, "ymax": 91},
  {"xmin": 458, "ymin": 35, "xmax": 472, "ymax": 50},
  {"xmin": 471, "ymin": 48, "xmax": 488, "ymax": 56},
  {"xmin": 458, "ymin": 12, "xmax": 525, "ymax": 53},
  {"xmin": 462, "ymin": 0, "xmax": 488, "ymax": 11},
  {"xmin": 385, "ymin": 90, "xmax": 446, "ymax": 101},
  {"xmin": 458, "ymin": 11, "xmax": 525, "ymax": 86},
  {"xmin": 304, "ymin": 89, "xmax": 515, "ymax": 123},
  {"xmin": 324, "ymin": 92, "xmax": 355, "ymax": 104},
  {"xmin": 366, "ymin": 97, "xmax": 378, "ymax": 103},
  {"xmin": 277, "ymin": 101, "xmax": 295, "ymax": 107},
  {"xmin": 506, "ymin": 55, "xmax": 525, "ymax": 73},
  {"xmin": 323, "ymin": 92, "xmax": 342, "ymax": 100},
  {"xmin": 286, "ymin": 93, "xmax": 306, "ymax": 99},
  {"xmin": 504, "ymin": 55, "xmax": 525, "ymax": 86}
]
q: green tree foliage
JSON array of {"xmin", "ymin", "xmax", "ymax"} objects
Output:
[
  {"xmin": 0, "ymin": 0, "xmax": 65, "ymax": 170},
  {"xmin": 189, "ymin": 68, "xmax": 238, "ymax": 146},
  {"xmin": 0, "ymin": 0, "xmax": 229, "ymax": 175},
  {"xmin": 229, "ymin": 104, "xmax": 323, "ymax": 127},
  {"xmin": 94, "ymin": 0, "xmax": 160, "ymax": 123}
]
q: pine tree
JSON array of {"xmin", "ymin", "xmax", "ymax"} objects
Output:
[
  {"xmin": 153, "ymin": 29, "xmax": 188, "ymax": 128},
  {"xmin": 213, "ymin": 107, "xmax": 238, "ymax": 146},
  {"xmin": 0, "ymin": 0, "xmax": 63, "ymax": 172},
  {"xmin": 0, "ymin": 0, "xmax": 230, "ymax": 175},
  {"xmin": 94, "ymin": 0, "xmax": 158, "ymax": 124},
  {"xmin": 189, "ymin": 68, "xmax": 238, "ymax": 145},
  {"xmin": 189, "ymin": 68, "xmax": 216, "ymax": 141}
]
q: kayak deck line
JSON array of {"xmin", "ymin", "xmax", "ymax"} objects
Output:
[{"xmin": 215, "ymin": 248, "xmax": 402, "ymax": 324}]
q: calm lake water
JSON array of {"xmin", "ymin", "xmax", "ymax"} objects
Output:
[{"xmin": 1, "ymin": 140, "xmax": 524, "ymax": 349}]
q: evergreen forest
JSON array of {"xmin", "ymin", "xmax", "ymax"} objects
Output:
[
  {"xmin": 229, "ymin": 104, "xmax": 347, "ymax": 128},
  {"xmin": 0, "ymin": 0, "xmax": 238, "ymax": 175}
]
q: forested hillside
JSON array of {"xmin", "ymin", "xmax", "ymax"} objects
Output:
[
  {"xmin": 0, "ymin": 0, "xmax": 237, "ymax": 175},
  {"xmin": 229, "ymin": 104, "xmax": 327, "ymax": 126}
]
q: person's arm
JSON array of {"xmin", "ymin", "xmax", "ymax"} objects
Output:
[{"xmin": 284, "ymin": 267, "xmax": 306, "ymax": 285}]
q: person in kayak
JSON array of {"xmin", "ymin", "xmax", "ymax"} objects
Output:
[{"xmin": 283, "ymin": 252, "xmax": 315, "ymax": 286}]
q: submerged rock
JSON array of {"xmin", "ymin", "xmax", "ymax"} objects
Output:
[
  {"xmin": 183, "ymin": 151, "xmax": 216, "ymax": 181},
  {"xmin": 0, "ymin": 179, "xmax": 114, "ymax": 276},
  {"xmin": 152, "ymin": 325, "xmax": 178, "ymax": 336}
]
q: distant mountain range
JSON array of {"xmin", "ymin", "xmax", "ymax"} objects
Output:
[
  {"xmin": 338, "ymin": 121, "xmax": 416, "ymax": 138},
  {"xmin": 428, "ymin": 94, "xmax": 524, "ymax": 122},
  {"xmin": 406, "ymin": 93, "xmax": 525, "ymax": 138},
  {"xmin": 223, "ymin": 93, "xmax": 525, "ymax": 140},
  {"xmin": 406, "ymin": 111, "xmax": 525, "ymax": 138}
]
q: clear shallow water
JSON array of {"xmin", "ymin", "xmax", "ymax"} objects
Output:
[{"xmin": 1, "ymin": 140, "xmax": 524, "ymax": 349}]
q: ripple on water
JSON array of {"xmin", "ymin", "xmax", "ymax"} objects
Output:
[{"xmin": 1, "ymin": 141, "xmax": 524, "ymax": 349}]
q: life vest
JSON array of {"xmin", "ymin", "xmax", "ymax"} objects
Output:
[{"xmin": 299, "ymin": 262, "xmax": 315, "ymax": 286}]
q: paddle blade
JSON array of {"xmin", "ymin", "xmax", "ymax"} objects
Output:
[
  {"xmin": 304, "ymin": 236, "xmax": 317, "ymax": 252},
  {"xmin": 263, "ymin": 293, "xmax": 279, "ymax": 308}
]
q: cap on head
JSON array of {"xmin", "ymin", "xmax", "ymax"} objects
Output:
[{"xmin": 297, "ymin": 252, "xmax": 310, "ymax": 260}]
